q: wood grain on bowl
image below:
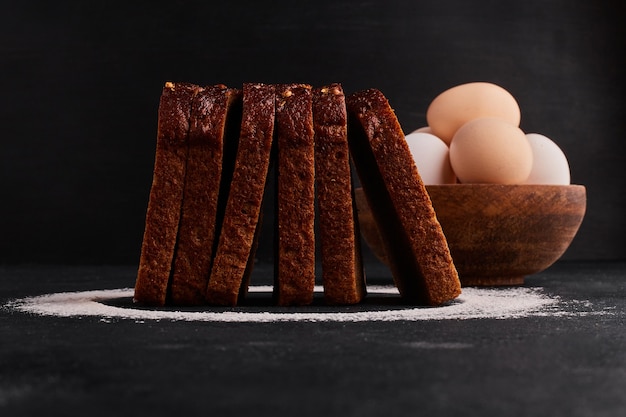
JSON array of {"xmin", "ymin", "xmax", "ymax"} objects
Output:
[{"xmin": 356, "ymin": 185, "xmax": 586, "ymax": 286}]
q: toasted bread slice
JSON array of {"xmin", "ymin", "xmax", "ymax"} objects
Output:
[
  {"xmin": 313, "ymin": 84, "xmax": 366, "ymax": 305},
  {"xmin": 346, "ymin": 88, "xmax": 461, "ymax": 306},
  {"xmin": 274, "ymin": 84, "xmax": 316, "ymax": 306},
  {"xmin": 134, "ymin": 82, "xmax": 199, "ymax": 306},
  {"xmin": 169, "ymin": 85, "xmax": 242, "ymax": 305},
  {"xmin": 206, "ymin": 83, "xmax": 275, "ymax": 306}
]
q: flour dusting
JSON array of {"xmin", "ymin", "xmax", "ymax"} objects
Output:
[{"xmin": 4, "ymin": 285, "xmax": 605, "ymax": 323}]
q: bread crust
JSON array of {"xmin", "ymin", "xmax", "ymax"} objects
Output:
[
  {"xmin": 169, "ymin": 85, "xmax": 242, "ymax": 305},
  {"xmin": 274, "ymin": 84, "xmax": 316, "ymax": 306},
  {"xmin": 313, "ymin": 84, "xmax": 366, "ymax": 305},
  {"xmin": 206, "ymin": 83, "xmax": 275, "ymax": 306},
  {"xmin": 137, "ymin": 82, "xmax": 460, "ymax": 307},
  {"xmin": 346, "ymin": 89, "xmax": 461, "ymax": 306},
  {"xmin": 134, "ymin": 82, "xmax": 199, "ymax": 306}
]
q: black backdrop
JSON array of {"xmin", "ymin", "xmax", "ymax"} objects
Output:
[{"xmin": 1, "ymin": 0, "xmax": 624, "ymax": 264}]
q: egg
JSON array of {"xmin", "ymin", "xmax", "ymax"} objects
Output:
[
  {"xmin": 412, "ymin": 126, "xmax": 433, "ymax": 134},
  {"xmin": 449, "ymin": 117, "xmax": 532, "ymax": 184},
  {"xmin": 524, "ymin": 133, "xmax": 571, "ymax": 185},
  {"xmin": 426, "ymin": 82, "xmax": 521, "ymax": 145},
  {"xmin": 404, "ymin": 132, "xmax": 457, "ymax": 184}
]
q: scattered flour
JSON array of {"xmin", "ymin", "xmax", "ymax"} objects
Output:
[{"xmin": 4, "ymin": 285, "xmax": 604, "ymax": 323}]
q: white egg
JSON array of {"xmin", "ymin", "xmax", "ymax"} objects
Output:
[
  {"xmin": 404, "ymin": 132, "xmax": 457, "ymax": 185},
  {"xmin": 524, "ymin": 133, "xmax": 571, "ymax": 185},
  {"xmin": 412, "ymin": 126, "xmax": 433, "ymax": 134}
]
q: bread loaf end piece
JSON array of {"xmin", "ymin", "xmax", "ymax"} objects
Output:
[
  {"xmin": 134, "ymin": 82, "xmax": 199, "ymax": 306},
  {"xmin": 346, "ymin": 88, "xmax": 461, "ymax": 306},
  {"xmin": 313, "ymin": 84, "xmax": 366, "ymax": 305},
  {"xmin": 274, "ymin": 84, "xmax": 316, "ymax": 306}
]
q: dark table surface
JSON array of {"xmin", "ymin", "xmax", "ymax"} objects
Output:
[{"xmin": 1, "ymin": 261, "xmax": 624, "ymax": 417}]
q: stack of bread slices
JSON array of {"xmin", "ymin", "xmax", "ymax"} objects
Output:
[{"xmin": 134, "ymin": 82, "xmax": 461, "ymax": 307}]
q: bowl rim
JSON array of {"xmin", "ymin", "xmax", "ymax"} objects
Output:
[{"xmin": 423, "ymin": 183, "xmax": 585, "ymax": 189}]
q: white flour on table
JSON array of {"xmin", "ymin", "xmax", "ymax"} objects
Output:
[{"xmin": 4, "ymin": 285, "xmax": 605, "ymax": 323}]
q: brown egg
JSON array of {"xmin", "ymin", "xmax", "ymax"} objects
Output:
[
  {"xmin": 449, "ymin": 117, "xmax": 533, "ymax": 184},
  {"xmin": 426, "ymin": 82, "xmax": 521, "ymax": 145}
]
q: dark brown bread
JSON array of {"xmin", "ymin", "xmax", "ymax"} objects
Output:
[
  {"xmin": 169, "ymin": 85, "xmax": 242, "ymax": 305},
  {"xmin": 134, "ymin": 82, "xmax": 199, "ymax": 306},
  {"xmin": 346, "ymin": 88, "xmax": 461, "ymax": 306},
  {"xmin": 206, "ymin": 83, "xmax": 275, "ymax": 306},
  {"xmin": 274, "ymin": 84, "xmax": 316, "ymax": 306},
  {"xmin": 313, "ymin": 84, "xmax": 366, "ymax": 305}
]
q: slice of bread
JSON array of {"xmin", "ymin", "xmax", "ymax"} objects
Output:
[
  {"xmin": 274, "ymin": 84, "xmax": 316, "ymax": 306},
  {"xmin": 169, "ymin": 85, "xmax": 242, "ymax": 305},
  {"xmin": 206, "ymin": 83, "xmax": 275, "ymax": 306},
  {"xmin": 134, "ymin": 82, "xmax": 199, "ymax": 306},
  {"xmin": 346, "ymin": 88, "xmax": 461, "ymax": 306},
  {"xmin": 313, "ymin": 84, "xmax": 366, "ymax": 305}
]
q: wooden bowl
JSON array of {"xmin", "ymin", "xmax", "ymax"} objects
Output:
[{"xmin": 355, "ymin": 184, "xmax": 586, "ymax": 286}]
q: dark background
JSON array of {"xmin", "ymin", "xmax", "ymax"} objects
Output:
[{"xmin": 1, "ymin": 0, "xmax": 624, "ymax": 265}]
